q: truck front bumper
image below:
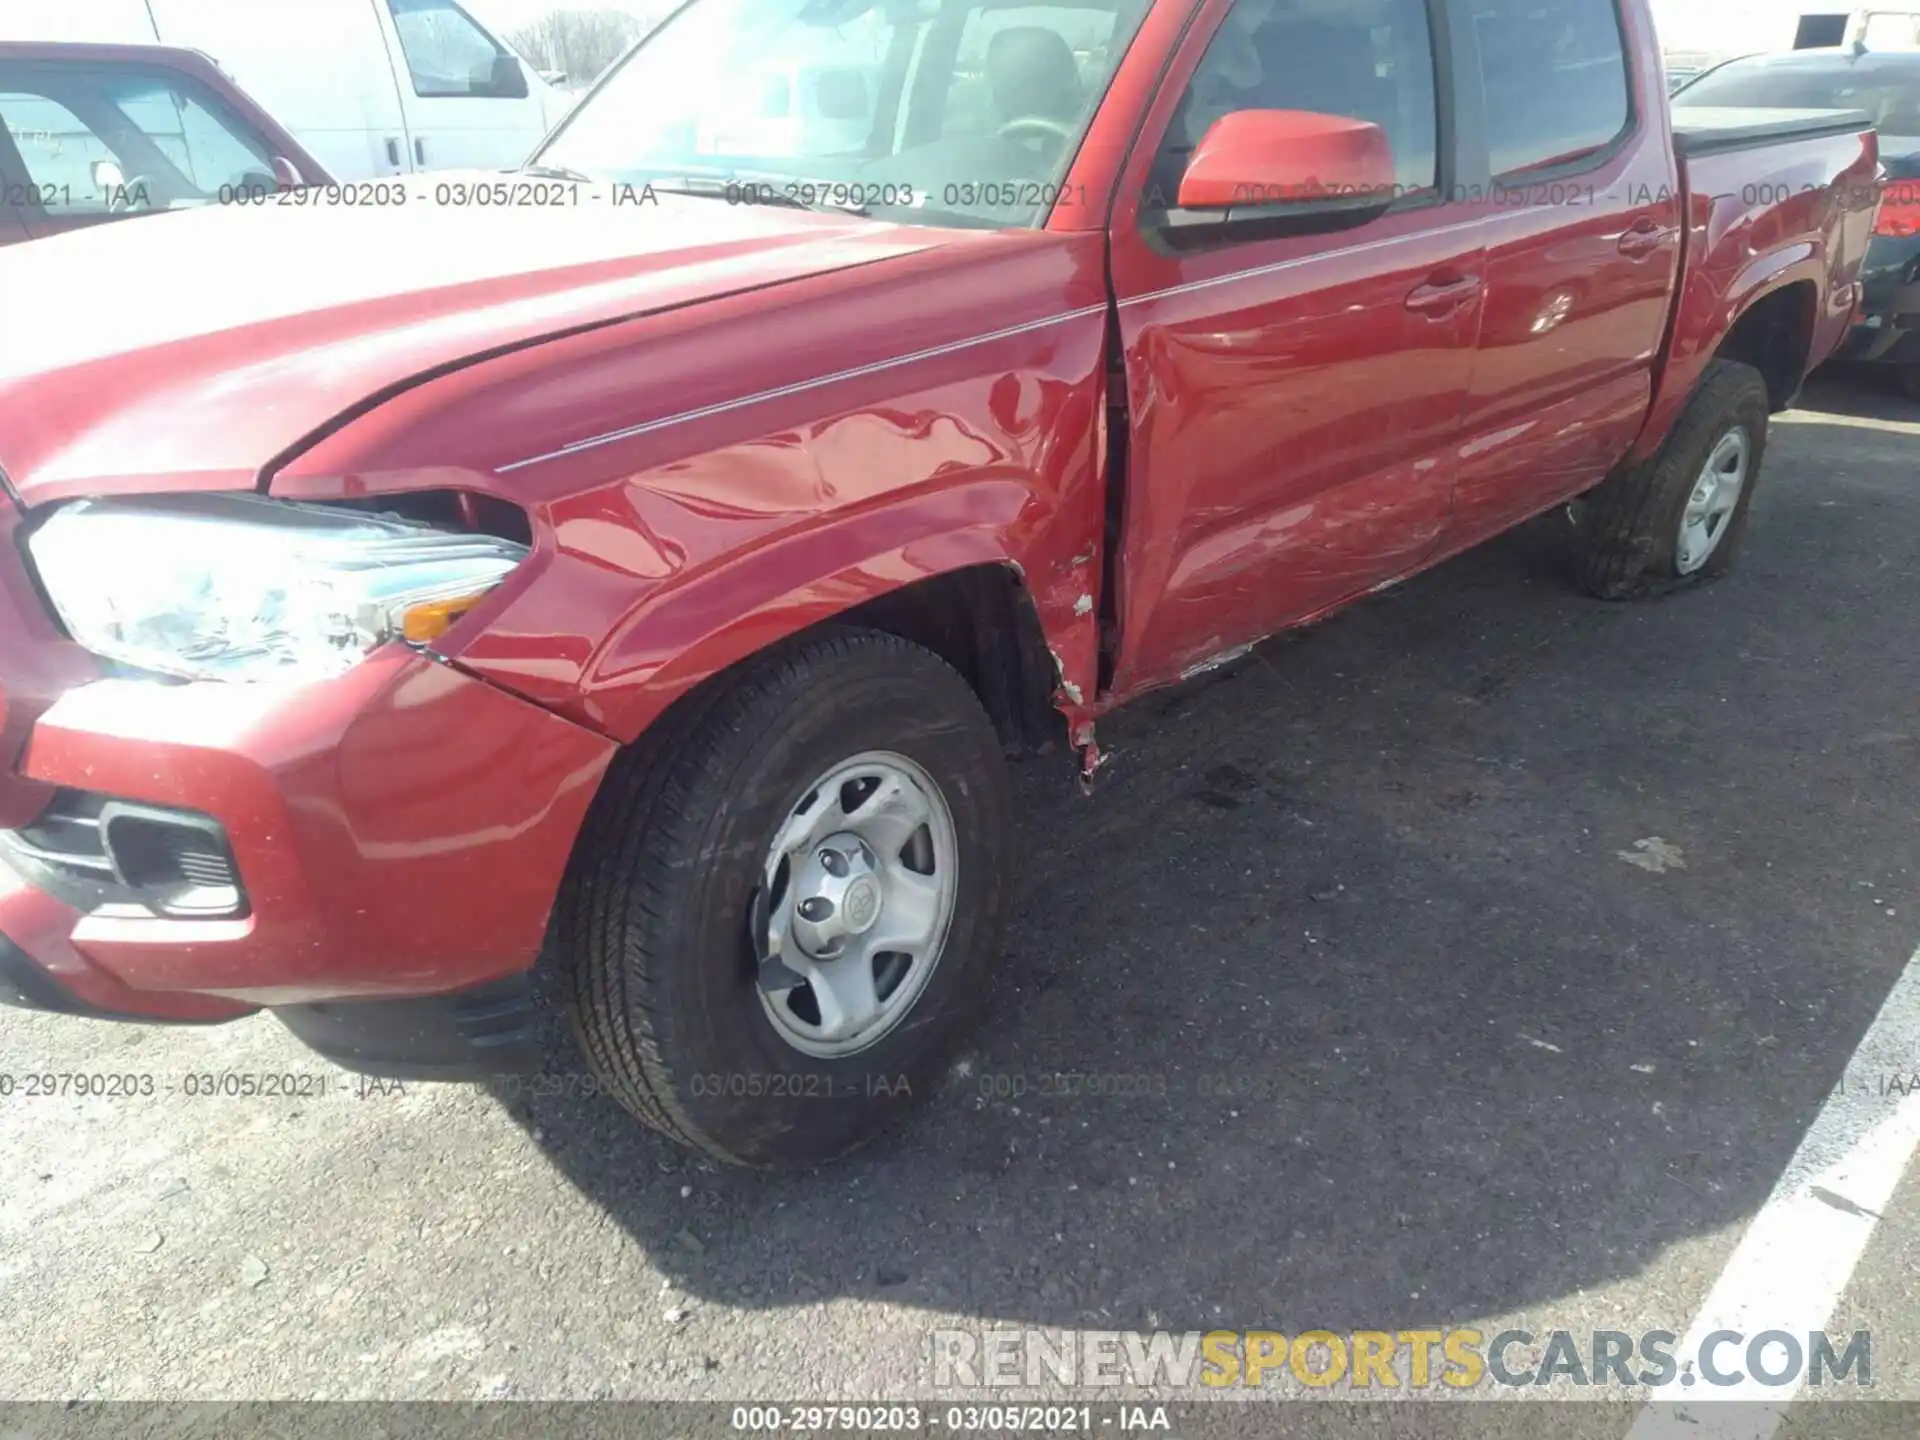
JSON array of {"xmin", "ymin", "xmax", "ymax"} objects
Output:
[{"xmin": 0, "ymin": 644, "xmax": 616, "ymax": 1077}]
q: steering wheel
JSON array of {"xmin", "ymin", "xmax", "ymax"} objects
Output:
[
  {"xmin": 106, "ymin": 176, "xmax": 159, "ymax": 215},
  {"xmin": 995, "ymin": 116, "xmax": 1076, "ymax": 146}
]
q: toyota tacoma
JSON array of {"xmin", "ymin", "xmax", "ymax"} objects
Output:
[{"xmin": 0, "ymin": 0, "xmax": 1880, "ymax": 1164}]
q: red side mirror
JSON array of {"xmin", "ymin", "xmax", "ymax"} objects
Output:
[{"xmin": 1178, "ymin": 110, "xmax": 1395, "ymax": 212}]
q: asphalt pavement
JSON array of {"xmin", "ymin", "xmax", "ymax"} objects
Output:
[{"xmin": 1, "ymin": 373, "xmax": 1917, "ymax": 1428}]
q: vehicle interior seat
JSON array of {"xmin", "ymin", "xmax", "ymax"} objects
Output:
[{"xmin": 985, "ymin": 26, "xmax": 1084, "ymax": 130}]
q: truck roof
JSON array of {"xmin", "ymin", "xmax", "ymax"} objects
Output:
[{"xmin": 0, "ymin": 40, "xmax": 214, "ymax": 64}]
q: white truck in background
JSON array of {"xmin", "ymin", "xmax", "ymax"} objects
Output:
[
  {"xmin": 2, "ymin": 0, "xmax": 570, "ymax": 180},
  {"xmin": 1791, "ymin": 5, "xmax": 1920, "ymax": 47}
]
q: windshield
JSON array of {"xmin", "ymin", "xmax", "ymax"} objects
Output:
[
  {"xmin": 532, "ymin": 0, "xmax": 1154, "ymax": 229},
  {"xmin": 0, "ymin": 64, "xmax": 280, "ymax": 219},
  {"xmin": 1678, "ymin": 58, "xmax": 1920, "ymax": 137}
]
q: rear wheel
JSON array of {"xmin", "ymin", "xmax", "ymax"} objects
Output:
[
  {"xmin": 1571, "ymin": 358, "xmax": 1771, "ymax": 599},
  {"xmin": 556, "ymin": 627, "xmax": 1013, "ymax": 1167}
]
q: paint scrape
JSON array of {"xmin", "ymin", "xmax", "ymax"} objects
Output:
[
  {"xmin": 1180, "ymin": 642, "xmax": 1255, "ymax": 682},
  {"xmin": 1073, "ymin": 722, "xmax": 1111, "ymax": 790}
]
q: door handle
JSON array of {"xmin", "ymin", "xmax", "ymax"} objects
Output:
[
  {"xmin": 414, "ymin": 137, "xmax": 426, "ymax": 167},
  {"xmin": 385, "ymin": 136, "xmax": 402, "ymax": 168},
  {"xmin": 1405, "ymin": 273, "xmax": 1482, "ymax": 315},
  {"xmin": 1618, "ymin": 220, "xmax": 1671, "ymax": 257}
]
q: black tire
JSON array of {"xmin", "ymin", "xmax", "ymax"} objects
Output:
[
  {"xmin": 1897, "ymin": 365, "xmax": 1920, "ymax": 403},
  {"xmin": 1571, "ymin": 358, "xmax": 1771, "ymax": 599},
  {"xmin": 554, "ymin": 626, "xmax": 1014, "ymax": 1167}
]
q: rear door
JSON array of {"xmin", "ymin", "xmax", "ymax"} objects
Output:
[
  {"xmin": 372, "ymin": 0, "xmax": 549, "ymax": 170},
  {"xmin": 1105, "ymin": 0, "xmax": 1488, "ymax": 693},
  {"xmin": 0, "ymin": 57, "xmax": 280, "ymax": 240},
  {"xmin": 1440, "ymin": 0, "xmax": 1683, "ymax": 546}
]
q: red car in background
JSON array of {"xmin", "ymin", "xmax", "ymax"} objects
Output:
[
  {"xmin": 0, "ymin": 0, "xmax": 1880, "ymax": 1167},
  {"xmin": 0, "ymin": 41, "xmax": 329, "ymax": 245}
]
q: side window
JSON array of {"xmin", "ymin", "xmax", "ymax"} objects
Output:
[
  {"xmin": 0, "ymin": 71, "xmax": 274, "ymax": 218},
  {"xmin": 0, "ymin": 71, "xmax": 276, "ymax": 216},
  {"xmin": 1153, "ymin": 0, "xmax": 1441, "ymax": 204},
  {"xmin": 1471, "ymin": 0, "xmax": 1630, "ymax": 178},
  {"xmin": 112, "ymin": 83, "xmax": 273, "ymax": 193},
  {"xmin": 387, "ymin": 0, "xmax": 527, "ymax": 99},
  {"xmin": 0, "ymin": 91, "xmax": 118, "ymax": 216}
]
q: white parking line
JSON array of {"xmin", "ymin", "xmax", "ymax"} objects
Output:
[{"xmin": 1627, "ymin": 944, "xmax": 1920, "ymax": 1439}]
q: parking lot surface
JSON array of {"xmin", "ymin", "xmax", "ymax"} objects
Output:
[{"xmin": 2, "ymin": 376, "xmax": 1917, "ymax": 1421}]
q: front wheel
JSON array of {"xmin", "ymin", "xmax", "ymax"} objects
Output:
[
  {"xmin": 556, "ymin": 627, "xmax": 1014, "ymax": 1167},
  {"xmin": 1571, "ymin": 358, "xmax": 1771, "ymax": 599}
]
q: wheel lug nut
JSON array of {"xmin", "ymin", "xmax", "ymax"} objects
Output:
[
  {"xmin": 798, "ymin": 897, "xmax": 834, "ymax": 922},
  {"xmin": 819, "ymin": 849, "xmax": 849, "ymax": 877}
]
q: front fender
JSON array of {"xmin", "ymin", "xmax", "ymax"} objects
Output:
[
  {"xmin": 574, "ymin": 476, "xmax": 1103, "ymax": 744},
  {"xmin": 269, "ymin": 230, "xmax": 1115, "ymax": 748}
]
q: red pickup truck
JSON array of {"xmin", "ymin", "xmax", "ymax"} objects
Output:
[{"xmin": 0, "ymin": 0, "xmax": 1878, "ymax": 1165}]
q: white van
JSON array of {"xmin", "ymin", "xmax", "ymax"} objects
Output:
[
  {"xmin": 1, "ymin": 0, "xmax": 570, "ymax": 180},
  {"xmin": 700, "ymin": 61, "xmax": 879, "ymax": 158},
  {"xmin": 1792, "ymin": 6, "xmax": 1920, "ymax": 47}
]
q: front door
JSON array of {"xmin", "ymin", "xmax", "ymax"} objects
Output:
[
  {"xmin": 1105, "ymin": 0, "xmax": 1487, "ymax": 693},
  {"xmin": 373, "ymin": 0, "xmax": 552, "ymax": 170}
]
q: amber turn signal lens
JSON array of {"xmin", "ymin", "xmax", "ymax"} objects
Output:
[{"xmin": 402, "ymin": 594, "xmax": 486, "ymax": 643}]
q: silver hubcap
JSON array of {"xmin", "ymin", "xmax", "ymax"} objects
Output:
[
  {"xmin": 1676, "ymin": 426, "xmax": 1749, "ymax": 574},
  {"xmin": 754, "ymin": 752, "xmax": 958, "ymax": 1059}
]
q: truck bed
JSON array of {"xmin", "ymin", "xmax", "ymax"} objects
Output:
[
  {"xmin": 1670, "ymin": 104, "xmax": 1874, "ymax": 157},
  {"xmin": 1625, "ymin": 107, "xmax": 1879, "ymax": 468}
]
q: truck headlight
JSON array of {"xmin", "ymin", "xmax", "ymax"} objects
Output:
[{"xmin": 28, "ymin": 494, "xmax": 528, "ymax": 683}]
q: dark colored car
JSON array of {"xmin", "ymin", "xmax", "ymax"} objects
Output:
[
  {"xmin": 0, "ymin": 41, "xmax": 330, "ymax": 246},
  {"xmin": 1678, "ymin": 47, "xmax": 1920, "ymax": 392}
]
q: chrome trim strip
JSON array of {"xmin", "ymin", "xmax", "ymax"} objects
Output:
[
  {"xmin": 1119, "ymin": 214, "xmax": 1510, "ymax": 307},
  {"xmin": 495, "ymin": 303, "xmax": 1111, "ymax": 473}
]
